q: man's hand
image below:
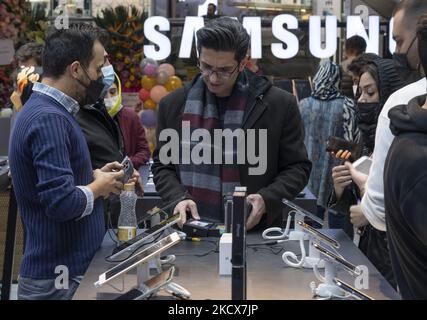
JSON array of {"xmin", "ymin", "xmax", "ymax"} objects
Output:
[
  {"xmin": 345, "ymin": 161, "xmax": 368, "ymax": 195},
  {"xmin": 246, "ymin": 194, "xmax": 266, "ymax": 231},
  {"xmin": 173, "ymin": 199, "xmax": 200, "ymax": 227},
  {"xmin": 332, "ymin": 165, "xmax": 352, "ymax": 200},
  {"xmin": 350, "ymin": 205, "xmax": 369, "ymax": 228},
  {"xmin": 100, "ymin": 161, "xmax": 123, "ymax": 173},
  {"xmin": 89, "ymin": 169, "xmax": 124, "ymax": 199}
]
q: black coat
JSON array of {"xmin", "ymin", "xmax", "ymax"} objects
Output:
[
  {"xmin": 75, "ymin": 101, "xmax": 124, "ymax": 169},
  {"xmin": 152, "ymin": 70, "xmax": 311, "ymax": 227}
]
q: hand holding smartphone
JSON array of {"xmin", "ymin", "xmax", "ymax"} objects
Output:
[
  {"xmin": 326, "ymin": 136, "xmax": 360, "ymax": 162},
  {"xmin": 121, "ymin": 156, "xmax": 134, "ymax": 184}
]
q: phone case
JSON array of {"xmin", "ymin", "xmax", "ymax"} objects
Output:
[{"xmin": 326, "ymin": 136, "xmax": 361, "ymax": 162}]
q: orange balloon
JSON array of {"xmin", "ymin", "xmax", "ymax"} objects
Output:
[
  {"xmin": 164, "ymin": 76, "xmax": 183, "ymax": 91},
  {"xmin": 144, "ymin": 99, "xmax": 157, "ymax": 110},
  {"xmin": 141, "ymin": 75, "xmax": 157, "ymax": 90},
  {"xmin": 150, "ymin": 85, "xmax": 169, "ymax": 103}
]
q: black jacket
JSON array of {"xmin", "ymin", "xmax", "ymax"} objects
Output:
[
  {"xmin": 76, "ymin": 101, "xmax": 124, "ymax": 169},
  {"xmin": 385, "ymin": 94, "xmax": 427, "ymax": 299},
  {"xmin": 152, "ymin": 69, "xmax": 312, "ymax": 227}
]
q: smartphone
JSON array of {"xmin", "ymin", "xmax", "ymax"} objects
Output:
[
  {"xmin": 296, "ymin": 220, "xmax": 340, "ymax": 249},
  {"xmin": 352, "ymin": 156, "xmax": 372, "ymax": 175},
  {"xmin": 326, "ymin": 136, "xmax": 360, "ymax": 162},
  {"xmin": 121, "ymin": 156, "xmax": 134, "ymax": 184},
  {"xmin": 333, "ymin": 278, "xmax": 373, "ymax": 300},
  {"xmin": 313, "ymin": 243, "xmax": 360, "ymax": 275},
  {"xmin": 282, "ymin": 198, "xmax": 324, "ymax": 226},
  {"xmin": 115, "ymin": 267, "xmax": 175, "ymax": 300}
]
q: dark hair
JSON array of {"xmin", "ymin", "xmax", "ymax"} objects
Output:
[
  {"xmin": 417, "ymin": 14, "xmax": 427, "ymax": 74},
  {"xmin": 42, "ymin": 23, "xmax": 108, "ymax": 79},
  {"xmin": 360, "ymin": 63, "xmax": 380, "ymax": 92},
  {"xmin": 15, "ymin": 42, "xmax": 44, "ymax": 66},
  {"xmin": 360, "ymin": 59, "xmax": 404, "ymax": 105},
  {"xmin": 196, "ymin": 17, "xmax": 250, "ymax": 63},
  {"xmin": 208, "ymin": 3, "xmax": 217, "ymax": 10},
  {"xmin": 393, "ymin": 0, "xmax": 427, "ymax": 29},
  {"xmin": 345, "ymin": 35, "xmax": 367, "ymax": 56},
  {"xmin": 348, "ymin": 53, "xmax": 381, "ymax": 77}
]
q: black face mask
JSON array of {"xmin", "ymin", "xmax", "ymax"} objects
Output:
[
  {"xmin": 357, "ymin": 102, "xmax": 382, "ymax": 151},
  {"xmin": 76, "ymin": 65, "xmax": 104, "ymax": 106},
  {"xmin": 393, "ymin": 36, "xmax": 419, "ymax": 81}
]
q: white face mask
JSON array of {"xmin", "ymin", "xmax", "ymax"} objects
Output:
[{"xmin": 104, "ymin": 95, "xmax": 120, "ymax": 110}]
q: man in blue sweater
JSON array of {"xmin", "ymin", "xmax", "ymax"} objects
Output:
[{"xmin": 9, "ymin": 24, "xmax": 126, "ymax": 300}]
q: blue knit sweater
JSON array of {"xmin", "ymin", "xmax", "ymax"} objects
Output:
[{"xmin": 9, "ymin": 92, "xmax": 105, "ymax": 279}]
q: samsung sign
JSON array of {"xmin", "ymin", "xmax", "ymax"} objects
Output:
[{"xmin": 143, "ymin": 15, "xmax": 395, "ymax": 60}]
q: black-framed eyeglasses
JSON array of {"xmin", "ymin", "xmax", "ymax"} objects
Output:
[{"xmin": 197, "ymin": 61, "xmax": 239, "ymax": 79}]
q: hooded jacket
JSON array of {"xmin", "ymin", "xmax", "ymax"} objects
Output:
[
  {"xmin": 152, "ymin": 69, "xmax": 312, "ymax": 227},
  {"xmin": 384, "ymin": 94, "xmax": 427, "ymax": 299}
]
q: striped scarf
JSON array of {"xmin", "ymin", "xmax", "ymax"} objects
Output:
[
  {"xmin": 312, "ymin": 61, "xmax": 359, "ymax": 142},
  {"xmin": 179, "ymin": 73, "xmax": 249, "ymax": 221}
]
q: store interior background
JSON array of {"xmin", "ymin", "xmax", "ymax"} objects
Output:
[{"xmin": 0, "ymin": 0, "xmax": 400, "ymax": 299}]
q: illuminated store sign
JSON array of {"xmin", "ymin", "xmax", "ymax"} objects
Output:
[{"xmin": 144, "ymin": 15, "xmax": 394, "ymax": 60}]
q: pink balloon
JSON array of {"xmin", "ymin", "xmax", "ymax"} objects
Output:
[
  {"xmin": 150, "ymin": 85, "xmax": 168, "ymax": 103},
  {"xmin": 143, "ymin": 64, "xmax": 157, "ymax": 77},
  {"xmin": 158, "ymin": 63, "xmax": 175, "ymax": 77}
]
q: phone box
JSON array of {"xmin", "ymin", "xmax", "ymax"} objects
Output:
[{"xmin": 219, "ymin": 233, "xmax": 232, "ymax": 276}]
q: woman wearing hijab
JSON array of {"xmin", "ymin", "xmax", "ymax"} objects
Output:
[
  {"xmin": 299, "ymin": 61, "xmax": 360, "ymax": 227},
  {"xmin": 330, "ymin": 58, "xmax": 404, "ymax": 288}
]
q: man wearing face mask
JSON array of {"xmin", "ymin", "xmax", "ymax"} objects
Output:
[
  {"xmin": 75, "ymin": 51, "xmax": 125, "ymax": 170},
  {"xmin": 8, "ymin": 24, "xmax": 130, "ymax": 300},
  {"xmin": 384, "ymin": 15, "xmax": 427, "ymax": 299},
  {"xmin": 392, "ymin": 1, "xmax": 426, "ymax": 86},
  {"xmin": 355, "ymin": 2, "xmax": 427, "ymax": 233}
]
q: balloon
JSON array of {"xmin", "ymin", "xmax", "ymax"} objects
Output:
[
  {"xmin": 141, "ymin": 75, "xmax": 157, "ymax": 90},
  {"xmin": 144, "ymin": 99, "xmax": 157, "ymax": 110},
  {"xmin": 138, "ymin": 88, "xmax": 151, "ymax": 102},
  {"xmin": 140, "ymin": 109, "xmax": 157, "ymax": 127},
  {"xmin": 140, "ymin": 58, "xmax": 158, "ymax": 70},
  {"xmin": 150, "ymin": 85, "xmax": 168, "ymax": 103},
  {"xmin": 156, "ymin": 70, "xmax": 169, "ymax": 85},
  {"xmin": 143, "ymin": 63, "xmax": 157, "ymax": 77},
  {"xmin": 164, "ymin": 76, "xmax": 183, "ymax": 91},
  {"xmin": 158, "ymin": 63, "xmax": 175, "ymax": 77}
]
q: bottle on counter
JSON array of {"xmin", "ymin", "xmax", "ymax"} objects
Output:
[{"xmin": 117, "ymin": 182, "xmax": 138, "ymax": 242}]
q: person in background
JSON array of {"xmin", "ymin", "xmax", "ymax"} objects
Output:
[
  {"xmin": 299, "ymin": 61, "xmax": 359, "ymax": 228},
  {"xmin": 140, "ymin": 110, "xmax": 157, "ymax": 156},
  {"xmin": 9, "ymin": 23, "xmax": 131, "ymax": 300},
  {"xmin": 354, "ymin": 0, "xmax": 427, "ymax": 234},
  {"xmin": 340, "ymin": 35, "xmax": 367, "ymax": 99},
  {"xmin": 15, "ymin": 42, "xmax": 44, "ymax": 70},
  {"xmin": 391, "ymin": 0, "xmax": 426, "ymax": 85},
  {"xmin": 330, "ymin": 58, "xmax": 404, "ymax": 288},
  {"xmin": 6, "ymin": 42, "xmax": 44, "ymax": 126},
  {"xmin": 76, "ymin": 49, "xmax": 124, "ymax": 170},
  {"xmin": 76, "ymin": 50, "xmax": 142, "ymax": 229},
  {"xmin": 347, "ymin": 53, "xmax": 381, "ymax": 96},
  {"xmin": 383, "ymin": 15, "xmax": 427, "ymax": 299},
  {"xmin": 203, "ymin": 3, "xmax": 220, "ymax": 20},
  {"xmin": 104, "ymin": 76, "xmax": 150, "ymax": 172}
]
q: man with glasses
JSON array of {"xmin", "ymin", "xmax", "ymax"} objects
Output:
[{"xmin": 152, "ymin": 17, "xmax": 311, "ymax": 231}]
